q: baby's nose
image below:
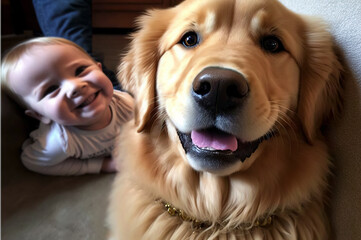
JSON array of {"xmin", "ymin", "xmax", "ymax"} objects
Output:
[{"xmin": 66, "ymin": 80, "xmax": 87, "ymax": 98}]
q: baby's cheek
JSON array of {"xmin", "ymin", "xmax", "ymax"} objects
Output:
[
  {"xmin": 53, "ymin": 102, "xmax": 73, "ymax": 122},
  {"xmin": 104, "ymin": 79, "xmax": 115, "ymax": 96}
]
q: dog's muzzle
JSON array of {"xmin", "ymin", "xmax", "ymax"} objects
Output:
[{"xmin": 176, "ymin": 67, "xmax": 271, "ymax": 173}]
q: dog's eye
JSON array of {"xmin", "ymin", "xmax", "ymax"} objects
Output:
[
  {"xmin": 180, "ymin": 31, "xmax": 200, "ymax": 48},
  {"xmin": 260, "ymin": 36, "xmax": 285, "ymax": 53}
]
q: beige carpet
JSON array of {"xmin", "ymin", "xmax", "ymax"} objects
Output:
[{"xmin": 1, "ymin": 92, "xmax": 116, "ymax": 240}]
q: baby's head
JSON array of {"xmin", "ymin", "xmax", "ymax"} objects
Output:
[{"xmin": 2, "ymin": 37, "xmax": 114, "ymax": 130}]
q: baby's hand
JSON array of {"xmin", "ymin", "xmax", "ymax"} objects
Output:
[{"xmin": 101, "ymin": 157, "xmax": 118, "ymax": 173}]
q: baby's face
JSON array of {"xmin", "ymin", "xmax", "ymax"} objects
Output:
[{"xmin": 8, "ymin": 44, "xmax": 113, "ymax": 129}]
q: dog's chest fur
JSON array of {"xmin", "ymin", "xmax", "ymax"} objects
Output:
[{"xmin": 108, "ymin": 125, "xmax": 330, "ymax": 239}]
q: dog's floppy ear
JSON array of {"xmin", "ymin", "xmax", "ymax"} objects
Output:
[
  {"xmin": 118, "ymin": 9, "xmax": 173, "ymax": 132},
  {"xmin": 297, "ymin": 18, "xmax": 343, "ymax": 143}
]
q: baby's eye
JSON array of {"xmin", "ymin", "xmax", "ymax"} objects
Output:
[
  {"xmin": 75, "ymin": 66, "xmax": 88, "ymax": 76},
  {"xmin": 43, "ymin": 85, "xmax": 59, "ymax": 98}
]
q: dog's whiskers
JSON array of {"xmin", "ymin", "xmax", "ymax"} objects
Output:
[{"xmin": 268, "ymin": 100, "xmax": 300, "ymax": 154}]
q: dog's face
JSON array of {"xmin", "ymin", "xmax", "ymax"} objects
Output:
[
  {"xmin": 120, "ymin": 0, "xmax": 342, "ymax": 176},
  {"xmin": 156, "ymin": 0, "xmax": 302, "ymax": 175}
]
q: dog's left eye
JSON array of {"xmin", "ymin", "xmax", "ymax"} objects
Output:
[
  {"xmin": 260, "ymin": 35, "xmax": 285, "ymax": 53},
  {"xmin": 179, "ymin": 31, "xmax": 200, "ymax": 48}
]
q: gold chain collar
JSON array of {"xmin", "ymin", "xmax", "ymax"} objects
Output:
[{"xmin": 158, "ymin": 200, "xmax": 274, "ymax": 230}]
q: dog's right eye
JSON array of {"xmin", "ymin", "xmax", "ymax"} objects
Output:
[
  {"xmin": 179, "ymin": 31, "xmax": 200, "ymax": 48},
  {"xmin": 260, "ymin": 35, "xmax": 285, "ymax": 53}
]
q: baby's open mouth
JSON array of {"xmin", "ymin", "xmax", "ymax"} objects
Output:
[{"xmin": 77, "ymin": 91, "xmax": 99, "ymax": 109}]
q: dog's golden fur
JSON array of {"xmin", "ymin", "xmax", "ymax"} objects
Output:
[{"xmin": 108, "ymin": 0, "xmax": 343, "ymax": 239}]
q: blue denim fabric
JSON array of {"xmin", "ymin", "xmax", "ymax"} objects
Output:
[
  {"xmin": 32, "ymin": 0, "xmax": 121, "ymax": 90},
  {"xmin": 32, "ymin": 0, "xmax": 93, "ymax": 55}
]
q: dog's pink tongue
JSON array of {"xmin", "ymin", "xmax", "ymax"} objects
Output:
[{"xmin": 191, "ymin": 129, "xmax": 238, "ymax": 151}]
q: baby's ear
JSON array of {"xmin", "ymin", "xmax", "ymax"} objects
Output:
[
  {"xmin": 25, "ymin": 110, "xmax": 51, "ymax": 124},
  {"xmin": 97, "ymin": 62, "xmax": 102, "ymax": 69}
]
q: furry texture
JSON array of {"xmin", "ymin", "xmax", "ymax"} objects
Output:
[{"xmin": 108, "ymin": 0, "xmax": 343, "ymax": 239}]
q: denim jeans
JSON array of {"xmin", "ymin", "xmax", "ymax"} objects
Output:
[
  {"xmin": 32, "ymin": 0, "xmax": 121, "ymax": 89},
  {"xmin": 33, "ymin": 0, "xmax": 92, "ymax": 55}
]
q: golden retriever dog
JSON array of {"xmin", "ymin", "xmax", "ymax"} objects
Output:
[{"xmin": 108, "ymin": 0, "xmax": 343, "ymax": 239}]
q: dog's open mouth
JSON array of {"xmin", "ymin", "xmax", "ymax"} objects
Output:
[{"xmin": 177, "ymin": 127, "xmax": 271, "ymax": 172}]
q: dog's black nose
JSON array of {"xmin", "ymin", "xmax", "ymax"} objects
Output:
[{"xmin": 192, "ymin": 67, "xmax": 249, "ymax": 112}]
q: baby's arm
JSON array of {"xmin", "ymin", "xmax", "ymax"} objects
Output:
[
  {"xmin": 101, "ymin": 157, "xmax": 118, "ymax": 173},
  {"xmin": 22, "ymin": 156, "xmax": 106, "ymax": 176},
  {"xmin": 21, "ymin": 138, "xmax": 115, "ymax": 176}
]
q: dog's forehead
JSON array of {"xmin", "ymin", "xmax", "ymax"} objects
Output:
[
  {"xmin": 203, "ymin": 11, "xmax": 217, "ymax": 34},
  {"xmin": 171, "ymin": 0, "xmax": 296, "ymax": 33}
]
